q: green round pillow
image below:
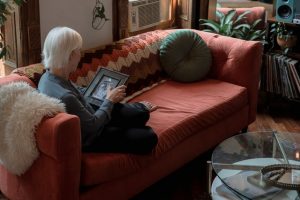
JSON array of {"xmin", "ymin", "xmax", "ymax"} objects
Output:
[{"xmin": 159, "ymin": 30, "xmax": 212, "ymax": 82}]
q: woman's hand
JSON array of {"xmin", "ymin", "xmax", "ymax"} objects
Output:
[
  {"xmin": 140, "ymin": 101, "xmax": 158, "ymax": 112},
  {"xmin": 106, "ymin": 85, "xmax": 126, "ymax": 103}
]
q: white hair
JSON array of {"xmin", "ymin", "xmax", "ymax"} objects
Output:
[{"xmin": 42, "ymin": 27, "xmax": 83, "ymax": 70}]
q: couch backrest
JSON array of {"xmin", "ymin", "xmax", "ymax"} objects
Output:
[
  {"xmin": 69, "ymin": 30, "xmax": 171, "ymax": 96},
  {"xmin": 12, "ymin": 63, "xmax": 45, "ymax": 88},
  {"xmin": 13, "ymin": 30, "xmax": 171, "ymax": 95}
]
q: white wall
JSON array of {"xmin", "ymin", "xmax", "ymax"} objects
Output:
[
  {"xmin": 161, "ymin": 0, "xmax": 171, "ymax": 21},
  {"xmin": 39, "ymin": 0, "xmax": 113, "ymax": 50}
]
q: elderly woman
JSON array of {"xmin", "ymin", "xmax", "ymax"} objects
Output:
[{"xmin": 38, "ymin": 27, "xmax": 158, "ymax": 154}]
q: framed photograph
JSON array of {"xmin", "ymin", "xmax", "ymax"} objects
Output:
[{"xmin": 84, "ymin": 67, "xmax": 129, "ymax": 107}]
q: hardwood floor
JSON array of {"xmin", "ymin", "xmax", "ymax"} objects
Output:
[
  {"xmin": 133, "ymin": 95, "xmax": 300, "ymax": 200},
  {"xmin": 249, "ymin": 94, "xmax": 300, "ymax": 133}
]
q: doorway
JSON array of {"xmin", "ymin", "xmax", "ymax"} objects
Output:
[{"xmin": 1, "ymin": 0, "xmax": 41, "ymax": 76}]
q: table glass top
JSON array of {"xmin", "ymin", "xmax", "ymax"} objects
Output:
[{"xmin": 211, "ymin": 131, "xmax": 300, "ymax": 199}]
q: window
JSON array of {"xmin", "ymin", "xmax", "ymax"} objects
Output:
[{"xmin": 113, "ymin": 0, "xmax": 176, "ymax": 40}]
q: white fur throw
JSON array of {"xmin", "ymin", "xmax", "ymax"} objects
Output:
[{"xmin": 0, "ymin": 82, "xmax": 65, "ymax": 175}]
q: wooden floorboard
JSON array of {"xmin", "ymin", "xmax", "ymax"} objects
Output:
[{"xmin": 249, "ymin": 97, "xmax": 300, "ymax": 133}]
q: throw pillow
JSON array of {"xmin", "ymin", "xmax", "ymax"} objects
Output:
[{"xmin": 159, "ymin": 30, "xmax": 212, "ymax": 82}]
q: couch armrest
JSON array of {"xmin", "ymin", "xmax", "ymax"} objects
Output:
[
  {"xmin": 197, "ymin": 30, "xmax": 263, "ymax": 123},
  {"xmin": 36, "ymin": 113, "xmax": 81, "ymax": 161},
  {"xmin": 0, "ymin": 74, "xmax": 36, "ymax": 87},
  {"xmin": 0, "ymin": 113, "xmax": 82, "ymax": 200}
]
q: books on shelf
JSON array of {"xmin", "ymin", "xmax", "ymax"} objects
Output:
[{"xmin": 261, "ymin": 53, "xmax": 300, "ymax": 99}]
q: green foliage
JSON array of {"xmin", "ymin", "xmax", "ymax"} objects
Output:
[
  {"xmin": 269, "ymin": 22, "xmax": 296, "ymax": 55},
  {"xmin": 270, "ymin": 22, "xmax": 294, "ymax": 41},
  {"xmin": 0, "ymin": 0, "xmax": 24, "ymax": 26},
  {"xmin": 199, "ymin": 9, "xmax": 266, "ymax": 42},
  {"xmin": 0, "ymin": 0, "xmax": 25, "ymax": 59}
]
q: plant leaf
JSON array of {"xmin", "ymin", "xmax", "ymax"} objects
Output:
[
  {"xmin": 202, "ymin": 29, "xmax": 215, "ymax": 33},
  {"xmin": 199, "ymin": 19, "xmax": 213, "ymax": 23},
  {"xmin": 270, "ymin": 27, "xmax": 276, "ymax": 33},
  {"xmin": 224, "ymin": 10, "xmax": 237, "ymax": 25},
  {"xmin": 216, "ymin": 10, "xmax": 224, "ymax": 19},
  {"xmin": 235, "ymin": 10, "xmax": 251, "ymax": 24},
  {"xmin": 14, "ymin": 0, "xmax": 24, "ymax": 6},
  {"xmin": 201, "ymin": 22, "xmax": 220, "ymax": 33},
  {"xmin": 0, "ymin": 47, "xmax": 7, "ymax": 59},
  {"xmin": 270, "ymin": 23, "xmax": 277, "ymax": 28},
  {"xmin": 224, "ymin": 23, "xmax": 234, "ymax": 36},
  {"xmin": 251, "ymin": 19, "xmax": 262, "ymax": 29},
  {"xmin": 234, "ymin": 24, "xmax": 250, "ymax": 30}
]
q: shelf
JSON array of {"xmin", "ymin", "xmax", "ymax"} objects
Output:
[
  {"xmin": 261, "ymin": 20, "xmax": 300, "ymax": 101},
  {"xmin": 261, "ymin": 53, "xmax": 300, "ymax": 100},
  {"xmin": 267, "ymin": 19, "xmax": 300, "ymax": 28},
  {"xmin": 271, "ymin": 50, "xmax": 300, "ymax": 60}
]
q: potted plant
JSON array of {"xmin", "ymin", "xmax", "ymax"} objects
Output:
[
  {"xmin": 199, "ymin": 9, "xmax": 266, "ymax": 42},
  {"xmin": 0, "ymin": 0, "xmax": 25, "ymax": 59},
  {"xmin": 270, "ymin": 22, "xmax": 298, "ymax": 54}
]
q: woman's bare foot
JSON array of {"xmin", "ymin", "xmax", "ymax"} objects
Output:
[{"xmin": 140, "ymin": 101, "xmax": 158, "ymax": 112}]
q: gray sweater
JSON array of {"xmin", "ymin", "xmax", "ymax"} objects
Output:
[{"xmin": 38, "ymin": 71, "xmax": 114, "ymax": 149}]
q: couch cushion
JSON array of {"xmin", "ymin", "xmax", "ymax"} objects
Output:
[
  {"xmin": 12, "ymin": 63, "xmax": 45, "ymax": 87},
  {"xmin": 159, "ymin": 30, "xmax": 211, "ymax": 82},
  {"xmin": 80, "ymin": 79, "xmax": 247, "ymax": 186},
  {"xmin": 136, "ymin": 79, "xmax": 247, "ymax": 154}
]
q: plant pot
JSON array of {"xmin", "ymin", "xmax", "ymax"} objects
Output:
[{"xmin": 276, "ymin": 35, "xmax": 298, "ymax": 49}]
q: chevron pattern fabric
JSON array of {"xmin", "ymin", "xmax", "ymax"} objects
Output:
[
  {"xmin": 13, "ymin": 30, "xmax": 174, "ymax": 96},
  {"xmin": 12, "ymin": 63, "xmax": 46, "ymax": 86},
  {"xmin": 70, "ymin": 30, "xmax": 172, "ymax": 96}
]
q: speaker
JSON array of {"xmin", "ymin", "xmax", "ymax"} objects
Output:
[{"xmin": 276, "ymin": 0, "xmax": 298, "ymax": 23}]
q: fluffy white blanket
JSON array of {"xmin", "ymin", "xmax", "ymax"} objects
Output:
[{"xmin": 0, "ymin": 82, "xmax": 65, "ymax": 175}]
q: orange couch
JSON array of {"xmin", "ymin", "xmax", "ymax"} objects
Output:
[{"xmin": 0, "ymin": 29, "xmax": 262, "ymax": 200}]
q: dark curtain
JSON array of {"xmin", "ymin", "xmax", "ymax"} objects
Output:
[{"xmin": 113, "ymin": 0, "xmax": 129, "ymax": 41}]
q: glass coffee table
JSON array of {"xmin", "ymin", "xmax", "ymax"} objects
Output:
[{"xmin": 210, "ymin": 131, "xmax": 300, "ymax": 200}]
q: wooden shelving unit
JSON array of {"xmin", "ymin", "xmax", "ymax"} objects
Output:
[{"xmin": 260, "ymin": 20, "xmax": 300, "ymax": 102}]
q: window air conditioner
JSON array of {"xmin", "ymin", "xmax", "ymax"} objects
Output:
[{"xmin": 128, "ymin": 0, "xmax": 161, "ymax": 32}]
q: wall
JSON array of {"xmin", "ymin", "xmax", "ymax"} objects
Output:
[
  {"xmin": 161, "ymin": 0, "xmax": 171, "ymax": 21},
  {"xmin": 39, "ymin": 0, "xmax": 112, "ymax": 50}
]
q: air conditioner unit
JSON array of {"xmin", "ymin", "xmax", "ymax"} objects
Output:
[{"xmin": 128, "ymin": 0, "xmax": 161, "ymax": 32}]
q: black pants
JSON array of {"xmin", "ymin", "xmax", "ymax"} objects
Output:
[{"xmin": 86, "ymin": 103, "xmax": 158, "ymax": 154}]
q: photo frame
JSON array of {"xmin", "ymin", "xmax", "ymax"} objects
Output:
[{"xmin": 84, "ymin": 67, "xmax": 129, "ymax": 107}]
